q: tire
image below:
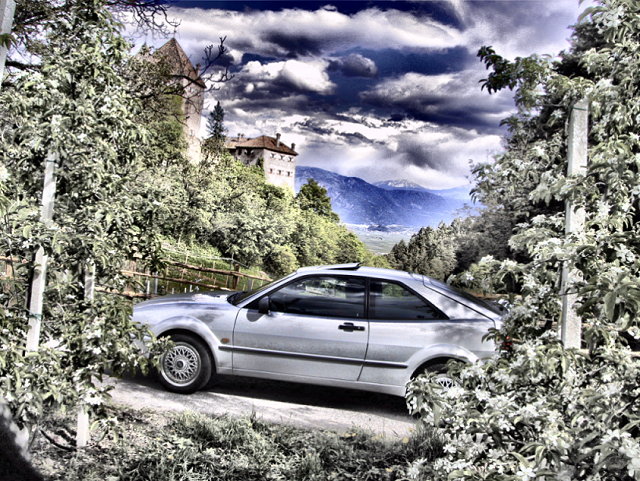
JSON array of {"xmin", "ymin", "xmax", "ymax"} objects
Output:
[
  {"xmin": 157, "ymin": 333, "xmax": 212, "ymax": 394},
  {"xmin": 416, "ymin": 361, "xmax": 460, "ymax": 391}
]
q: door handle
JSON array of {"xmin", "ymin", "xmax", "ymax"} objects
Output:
[{"xmin": 338, "ymin": 322, "xmax": 365, "ymax": 332}]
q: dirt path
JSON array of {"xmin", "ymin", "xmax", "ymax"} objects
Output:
[{"xmin": 108, "ymin": 373, "xmax": 415, "ymax": 439}]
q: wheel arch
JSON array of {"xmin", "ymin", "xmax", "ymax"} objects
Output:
[
  {"xmin": 411, "ymin": 356, "xmax": 468, "ymax": 378},
  {"xmin": 154, "ymin": 320, "xmax": 219, "ymax": 372}
]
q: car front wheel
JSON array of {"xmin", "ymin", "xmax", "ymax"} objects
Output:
[{"xmin": 158, "ymin": 333, "xmax": 212, "ymax": 394}]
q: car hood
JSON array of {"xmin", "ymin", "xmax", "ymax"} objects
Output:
[{"xmin": 135, "ymin": 291, "xmax": 232, "ymax": 309}]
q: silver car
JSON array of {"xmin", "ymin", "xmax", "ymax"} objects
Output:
[{"xmin": 133, "ymin": 263, "xmax": 503, "ymax": 396}]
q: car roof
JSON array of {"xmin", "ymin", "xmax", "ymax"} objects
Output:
[{"xmin": 296, "ymin": 263, "xmax": 419, "ymax": 283}]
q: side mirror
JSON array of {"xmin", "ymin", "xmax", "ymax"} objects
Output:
[{"xmin": 258, "ymin": 296, "xmax": 270, "ymax": 315}]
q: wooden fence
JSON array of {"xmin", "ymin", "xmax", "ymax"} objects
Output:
[
  {"xmin": 120, "ymin": 258, "xmax": 272, "ymax": 299},
  {"xmin": 0, "ymin": 255, "xmax": 272, "ymax": 300}
]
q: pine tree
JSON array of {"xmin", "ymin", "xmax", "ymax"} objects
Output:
[{"xmin": 202, "ymin": 100, "xmax": 226, "ymax": 161}]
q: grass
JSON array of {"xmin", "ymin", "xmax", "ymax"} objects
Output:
[{"xmin": 31, "ymin": 406, "xmax": 442, "ymax": 481}]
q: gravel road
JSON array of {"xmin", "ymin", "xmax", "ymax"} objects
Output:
[{"xmin": 109, "ymin": 373, "xmax": 415, "ymax": 438}]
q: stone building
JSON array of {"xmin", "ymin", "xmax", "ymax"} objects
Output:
[
  {"xmin": 154, "ymin": 38, "xmax": 205, "ymax": 162},
  {"xmin": 226, "ymin": 133, "xmax": 298, "ymax": 191}
]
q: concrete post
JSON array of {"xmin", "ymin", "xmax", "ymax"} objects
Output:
[
  {"xmin": 0, "ymin": 0, "xmax": 16, "ymax": 87},
  {"xmin": 560, "ymin": 98, "xmax": 589, "ymax": 349},
  {"xmin": 76, "ymin": 262, "xmax": 95, "ymax": 448},
  {"xmin": 26, "ymin": 153, "xmax": 58, "ymax": 351}
]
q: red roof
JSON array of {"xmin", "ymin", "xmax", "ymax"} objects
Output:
[{"xmin": 226, "ymin": 135, "xmax": 298, "ymax": 156}]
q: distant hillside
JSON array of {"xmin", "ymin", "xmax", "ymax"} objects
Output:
[
  {"xmin": 375, "ymin": 180, "xmax": 473, "ymax": 201},
  {"xmin": 374, "ymin": 179, "xmax": 427, "ymax": 191},
  {"xmin": 295, "ymin": 167, "xmax": 468, "ymax": 228}
]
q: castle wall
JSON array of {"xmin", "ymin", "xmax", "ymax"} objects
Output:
[
  {"xmin": 264, "ymin": 150, "xmax": 295, "ymax": 191},
  {"xmin": 231, "ymin": 147, "xmax": 296, "ymax": 191},
  {"xmin": 182, "ymin": 80, "xmax": 204, "ymax": 163}
]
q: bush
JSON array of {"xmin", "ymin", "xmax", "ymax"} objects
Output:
[{"xmin": 406, "ymin": 336, "xmax": 640, "ymax": 480}]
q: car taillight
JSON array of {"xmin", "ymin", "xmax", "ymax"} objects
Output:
[{"xmin": 500, "ymin": 336, "xmax": 513, "ymax": 352}]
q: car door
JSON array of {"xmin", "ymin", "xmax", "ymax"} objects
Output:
[
  {"xmin": 232, "ymin": 275, "xmax": 368, "ymax": 381},
  {"xmin": 359, "ymin": 279, "xmax": 453, "ymax": 386}
]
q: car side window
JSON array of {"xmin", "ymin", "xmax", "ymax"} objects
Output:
[
  {"xmin": 268, "ymin": 276, "xmax": 366, "ymax": 318},
  {"xmin": 369, "ymin": 280, "xmax": 447, "ymax": 321}
]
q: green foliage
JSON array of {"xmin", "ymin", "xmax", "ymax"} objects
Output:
[
  {"xmin": 407, "ymin": 338, "xmax": 640, "ymax": 480},
  {"xmin": 406, "ymin": 1, "xmax": 640, "ymax": 480},
  {"xmin": 33, "ymin": 409, "xmax": 443, "ymax": 480},
  {"xmin": 263, "ymin": 245, "xmax": 299, "ymax": 278},
  {"xmin": 0, "ymin": 1, "xmax": 163, "ymax": 431},
  {"xmin": 296, "ymin": 178, "xmax": 340, "ymax": 222},
  {"xmin": 387, "ymin": 223, "xmax": 459, "ymax": 281},
  {"xmin": 464, "ymin": 0, "xmax": 640, "ymax": 344},
  {"xmin": 202, "ymin": 100, "xmax": 226, "ymax": 161},
  {"xmin": 0, "ymin": 33, "xmax": 13, "ymax": 49},
  {"xmin": 149, "ymin": 151, "xmax": 381, "ymax": 275}
]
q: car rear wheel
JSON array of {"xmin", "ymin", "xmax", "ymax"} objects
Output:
[
  {"xmin": 419, "ymin": 362, "xmax": 461, "ymax": 390},
  {"xmin": 158, "ymin": 333, "xmax": 212, "ymax": 394}
]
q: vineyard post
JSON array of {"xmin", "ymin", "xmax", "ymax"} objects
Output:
[
  {"xmin": 76, "ymin": 262, "xmax": 95, "ymax": 448},
  {"xmin": 26, "ymin": 152, "xmax": 57, "ymax": 350},
  {"xmin": 0, "ymin": 0, "xmax": 15, "ymax": 88},
  {"xmin": 560, "ymin": 98, "xmax": 588, "ymax": 349}
]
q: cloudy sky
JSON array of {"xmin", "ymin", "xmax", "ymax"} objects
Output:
[{"xmin": 133, "ymin": 0, "xmax": 587, "ymax": 189}]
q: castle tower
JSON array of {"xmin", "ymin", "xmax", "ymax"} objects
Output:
[
  {"xmin": 225, "ymin": 133, "xmax": 298, "ymax": 191},
  {"xmin": 155, "ymin": 38, "xmax": 205, "ymax": 162}
]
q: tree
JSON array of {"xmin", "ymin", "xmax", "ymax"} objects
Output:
[
  {"xmin": 388, "ymin": 224, "xmax": 458, "ymax": 280},
  {"xmin": 0, "ymin": 0, "xmax": 163, "ymax": 434},
  {"xmin": 465, "ymin": 0, "xmax": 640, "ymax": 344},
  {"xmin": 202, "ymin": 101, "xmax": 226, "ymax": 162},
  {"xmin": 4, "ymin": 0, "xmax": 174, "ymax": 79},
  {"xmin": 296, "ymin": 179, "xmax": 340, "ymax": 222},
  {"xmin": 406, "ymin": 2, "xmax": 640, "ymax": 479}
]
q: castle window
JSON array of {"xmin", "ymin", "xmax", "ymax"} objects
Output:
[
  {"xmin": 278, "ymin": 170, "xmax": 282, "ymax": 175},
  {"xmin": 269, "ymin": 168, "xmax": 273, "ymax": 174}
]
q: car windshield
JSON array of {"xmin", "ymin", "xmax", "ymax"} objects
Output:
[{"xmin": 227, "ymin": 272, "xmax": 297, "ymax": 305}]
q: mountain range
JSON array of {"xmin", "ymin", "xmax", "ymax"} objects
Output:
[
  {"xmin": 295, "ymin": 166, "xmax": 471, "ymax": 228},
  {"xmin": 374, "ymin": 180, "xmax": 473, "ymax": 201}
]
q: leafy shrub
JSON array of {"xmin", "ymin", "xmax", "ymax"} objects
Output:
[
  {"xmin": 407, "ymin": 337, "xmax": 640, "ymax": 480},
  {"xmin": 0, "ymin": 1, "xmax": 165, "ymax": 434}
]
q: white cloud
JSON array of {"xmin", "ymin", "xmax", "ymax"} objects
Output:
[
  {"xmin": 360, "ymin": 69, "xmax": 514, "ymax": 129},
  {"xmin": 214, "ymin": 103, "xmax": 503, "ymax": 189},
  {"xmin": 280, "ymin": 60, "xmax": 335, "ymax": 94},
  {"xmin": 461, "ymin": 1, "xmax": 591, "ymax": 60},
  {"xmin": 134, "ymin": 1, "xmax": 588, "ymax": 65},
  {"xmin": 238, "ymin": 59, "xmax": 335, "ymax": 94},
  {"xmin": 155, "ymin": 5, "xmax": 464, "ymax": 60},
  {"xmin": 139, "ymin": 1, "xmax": 592, "ymax": 190}
]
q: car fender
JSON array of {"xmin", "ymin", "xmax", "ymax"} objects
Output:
[
  {"xmin": 151, "ymin": 316, "xmax": 221, "ymax": 367},
  {"xmin": 406, "ymin": 343, "xmax": 479, "ymax": 378}
]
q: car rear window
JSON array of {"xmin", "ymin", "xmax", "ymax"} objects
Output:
[
  {"xmin": 423, "ymin": 276, "xmax": 505, "ymax": 315},
  {"xmin": 369, "ymin": 280, "xmax": 447, "ymax": 321}
]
